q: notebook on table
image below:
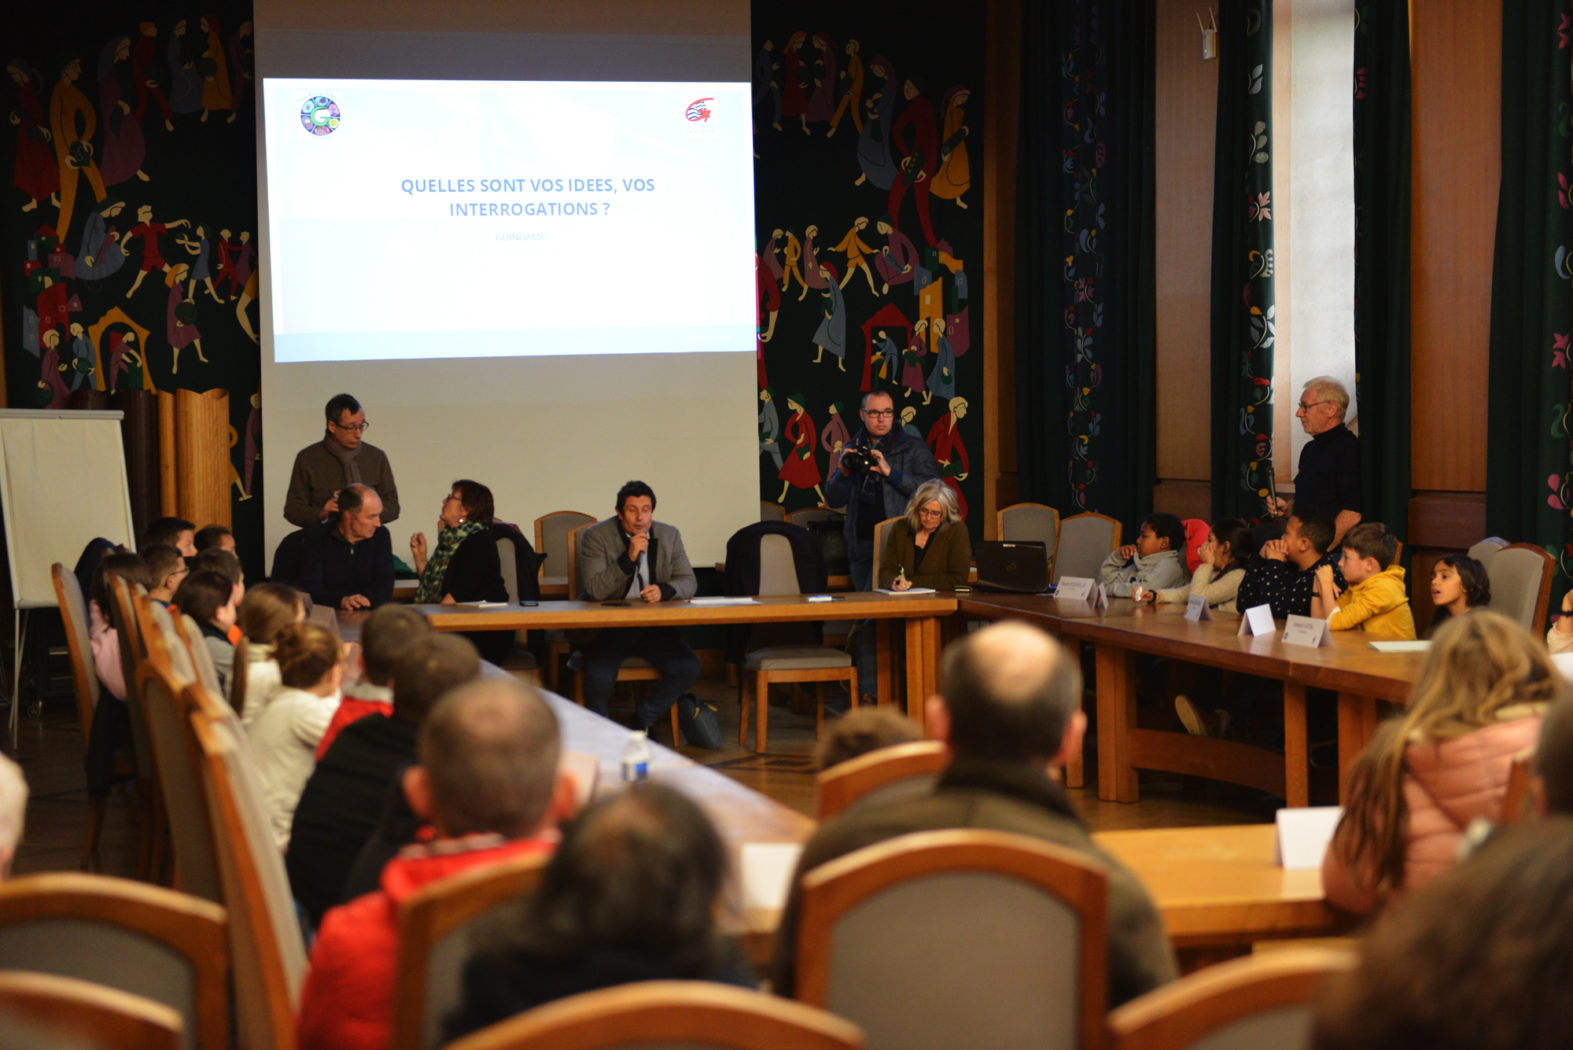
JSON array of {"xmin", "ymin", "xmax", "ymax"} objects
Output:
[{"xmin": 973, "ymin": 540, "xmax": 1051, "ymax": 594}]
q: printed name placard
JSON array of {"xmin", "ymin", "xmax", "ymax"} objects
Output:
[
  {"xmin": 1274, "ymin": 806, "xmax": 1344, "ymax": 869},
  {"xmin": 1056, "ymin": 577, "xmax": 1095, "ymax": 602},
  {"xmin": 1093, "ymin": 583, "xmax": 1110, "ymax": 611},
  {"xmin": 1184, "ymin": 593, "xmax": 1213, "ymax": 622},
  {"xmin": 1237, "ymin": 603, "xmax": 1276, "ymax": 637},
  {"xmin": 1282, "ymin": 614, "xmax": 1333, "ymax": 648}
]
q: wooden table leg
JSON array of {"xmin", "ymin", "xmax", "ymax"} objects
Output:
[
  {"xmin": 876, "ymin": 619, "xmax": 894, "ymax": 707},
  {"xmin": 1336, "ymin": 692, "xmax": 1377, "ymax": 802},
  {"xmin": 1095, "ymin": 643, "xmax": 1139, "ymax": 802},
  {"xmin": 1282, "ymin": 680, "xmax": 1309, "ymax": 807},
  {"xmin": 904, "ymin": 615, "xmax": 940, "ymax": 722}
]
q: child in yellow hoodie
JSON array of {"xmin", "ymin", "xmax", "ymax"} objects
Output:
[{"xmin": 1312, "ymin": 522, "xmax": 1416, "ymax": 640}]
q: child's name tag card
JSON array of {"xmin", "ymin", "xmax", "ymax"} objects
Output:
[
  {"xmin": 1282, "ymin": 614, "xmax": 1333, "ymax": 648},
  {"xmin": 1184, "ymin": 593, "xmax": 1213, "ymax": 622},
  {"xmin": 1056, "ymin": 577, "xmax": 1095, "ymax": 602},
  {"xmin": 1237, "ymin": 603, "xmax": 1275, "ymax": 637},
  {"xmin": 1274, "ymin": 806, "xmax": 1343, "ymax": 869},
  {"xmin": 1093, "ymin": 583, "xmax": 1110, "ymax": 611}
]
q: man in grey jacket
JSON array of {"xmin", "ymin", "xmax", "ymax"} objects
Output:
[{"xmin": 575, "ymin": 480, "xmax": 700, "ymax": 731}]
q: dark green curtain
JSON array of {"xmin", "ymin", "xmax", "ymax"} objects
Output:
[
  {"xmin": 1352, "ymin": 3, "xmax": 1411, "ymax": 541},
  {"xmin": 1015, "ymin": 0, "xmax": 1155, "ymax": 532},
  {"xmin": 1486, "ymin": 1, "xmax": 1573, "ymax": 602},
  {"xmin": 1209, "ymin": 0, "xmax": 1277, "ymax": 524}
]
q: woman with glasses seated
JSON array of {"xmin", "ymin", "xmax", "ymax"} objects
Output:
[
  {"xmin": 877, "ymin": 479, "xmax": 971, "ymax": 591},
  {"xmin": 410, "ymin": 479, "xmax": 511, "ymax": 662}
]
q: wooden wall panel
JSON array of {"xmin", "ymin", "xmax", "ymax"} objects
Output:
[
  {"xmin": 1154, "ymin": 0, "xmax": 1218, "ymax": 484},
  {"xmin": 1409, "ymin": 0, "xmax": 1498, "ymax": 498}
]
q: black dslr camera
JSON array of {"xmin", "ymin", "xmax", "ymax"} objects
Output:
[{"xmin": 842, "ymin": 446, "xmax": 877, "ymax": 475}]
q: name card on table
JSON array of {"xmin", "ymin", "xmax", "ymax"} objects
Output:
[
  {"xmin": 1282, "ymin": 614, "xmax": 1333, "ymax": 648},
  {"xmin": 1093, "ymin": 583, "xmax": 1110, "ymax": 611},
  {"xmin": 1184, "ymin": 593, "xmax": 1213, "ymax": 622},
  {"xmin": 1274, "ymin": 805, "xmax": 1344, "ymax": 869},
  {"xmin": 740, "ymin": 842, "xmax": 804, "ymax": 911},
  {"xmin": 1237, "ymin": 603, "xmax": 1276, "ymax": 637},
  {"xmin": 1056, "ymin": 577, "xmax": 1095, "ymax": 602}
]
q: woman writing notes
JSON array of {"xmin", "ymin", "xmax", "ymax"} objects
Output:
[{"xmin": 877, "ymin": 480, "xmax": 971, "ymax": 591}]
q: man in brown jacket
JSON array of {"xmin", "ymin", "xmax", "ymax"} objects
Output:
[{"xmin": 770, "ymin": 620, "xmax": 1177, "ymax": 1007}]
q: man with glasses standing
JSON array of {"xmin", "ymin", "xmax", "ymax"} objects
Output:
[
  {"xmin": 826, "ymin": 389, "xmax": 941, "ymax": 704},
  {"xmin": 284, "ymin": 393, "xmax": 402, "ymax": 528},
  {"xmin": 1272, "ymin": 377, "xmax": 1361, "ymax": 547}
]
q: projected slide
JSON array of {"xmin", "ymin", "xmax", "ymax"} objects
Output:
[{"xmin": 262, "ymin": 78, "xmax": 756, "ymax": 363}]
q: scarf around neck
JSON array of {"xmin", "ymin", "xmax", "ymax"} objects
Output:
[
  {"xmin": 325, "ymin": 432, "xmax": 363, "ymax": 485},
  {"xmin": 414, "ymin": 519, "xmax": 486, "ymax": 603}
]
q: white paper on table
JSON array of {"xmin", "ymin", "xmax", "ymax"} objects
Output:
[
  {"xmin": 688, "ymin": 597, "xmax": 761, "ymax": 606},
  {"xmin": 1274, "ymin": 806, "xmax": 1343, "ymax": 869},
  {"xmin": 1056, "ymin": 577, "xmax": 1095, "ymax": 601},
  {"xmin": 1369, "ymin": 640, "xmax": 1432, "ymax": 653},
  {"xmin": 558, "ymin": 750, "xmax": 601, "ymax": 808},
  {"xmin": 873, "ymin": 587, "xmax": 937, "ymax": 595},
  {"xmin": 741, "ymin": 842, "xmax": 804, "ymax": 911},
  {"xmin": 1185, "ymin": 593, "xmax": 1213, "ymax": 622},
  {"xmin": 1238, "ymin": 603, "xmax": 1275, "ymax": 637},
  {"xmin": 1282, "ymin": 614, "xmax": 1333, "ymax": 648}
]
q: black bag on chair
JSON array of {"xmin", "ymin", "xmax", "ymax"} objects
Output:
[{"xmin": 676, "ymin": 693, "xmax": 723, "ymax": 749}]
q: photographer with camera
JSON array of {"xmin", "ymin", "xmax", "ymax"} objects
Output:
[{"xmin": 826, "ymin": 390, "xmax": 941, "ymax": 704}]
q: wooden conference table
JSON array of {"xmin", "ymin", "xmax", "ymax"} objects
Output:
[
  {"xmin": 416, "ymin": 593, "xmax": 958, "ymax": 717},
  {"xmin": 959, "ymin": 593, "xmax": 1426, "ymax": 807}
]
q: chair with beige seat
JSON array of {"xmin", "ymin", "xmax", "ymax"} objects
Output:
[
  {"xmin": 814, "ymin": 740, "xmax": 949, "ymax": 819},
  {"xmin": 0, "ymin": 969, "xmax": 185, "ymax": 1050},
  {"xmin": 1053, "ymin": 512, "xmax": 1123, "ymax": 583},
  {"xmin": 997, "ymin": 502, "xmax": 1061, "ymax": 580}
]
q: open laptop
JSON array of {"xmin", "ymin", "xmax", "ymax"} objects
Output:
[{"xmin": 973, "ymin": 540, "xmax": 1052, "ymax": 594}]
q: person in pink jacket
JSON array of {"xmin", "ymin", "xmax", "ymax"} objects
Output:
[{"xmin": 1322, "ymin": 610, "xmax": 1560, "ymax": 913}]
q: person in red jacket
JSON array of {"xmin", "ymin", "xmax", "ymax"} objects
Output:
[{"xmin": 297, "ymin": 675, "xmax": 575, "ymax": 1050}]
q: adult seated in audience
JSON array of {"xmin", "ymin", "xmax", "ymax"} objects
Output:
[
  {"xmin": 0, "ymin": 752, "xmax": 25, "ymax": 878},
  {"xmin": 193, "ymin": 523, "xmax": 235, "ymax": 553},
  {"xmin": 409, "ymin": 478, "xmax": 512, "ymax": 663},
  {"xmin": 288, "ymin": 632, "xmax": 481, "ymax": 928},
  {"xmin": 447, "ymin": 783, "xmax": 754, "ymax": 1039},
  {"xmin": 142, "ymin": 515, "xmax": 196, "ymax": 557},
  {"xmin": 1098, "ymin": 512, "xmax": 1189, "ymax": 598},
  {"xmin": 142, "ymin": 544, "xmax": 186, "ymax": 606},
  {"xmin": 298, "ymin": 675, "xmax": 571, "ymax": 1050},
  {"xmin": 577, "ymin": 480, "xmax": 700, "ymax": 731},
  {"xmin": 285, "ymin": 392, "xmax": 401, "ymax": 528},
  {"xmin": 1235, "ymin": 506, "xmax": 1344, "ymax": 619},
  {"xmin": 235, "ymin": 583, "xmax": 305, "ymax": 723},
  {"xmin": 1426, "ymin": 553, "xmax": 1490, "ymax": 635},
  {"xmin": 316, "ymin": 604, "xmax": 432, "ymax": 757},
  {"xmin": 1532, "ymin": 694, "xmax": 1573, "ymax": 817},
  {"xmin": 771, "ymin": 620, "xmax": 1177, "ymax": 1006},
  {"xmin": 814, "ymin": 706, "xmax": 924, "ymax": 771},
  {"xmin": 1321, "ymin": 611, "xmax": 1557, "ymax": 914},
  {"xmin": 173, "ymin": 569, "xmax": 242, "ymax": 693},
  {"xmin": 243, "ymin": 621, "xmax": 343, "ymax": 846},
  {"xmin": 877, "ymin": 479, "xmax": 972, "ymax": 591},
  {"xmin": 84, "ymin": 553, "xmax": 151, "ymax": 796},
  {"xmin": 1312, "ymin": 522, "xmax": 1416, "ymax": 640},
  {"xmin": 1273, "ymin": 376, "xmax": 1361, "ymax": 547},
  {"xmin": 1312, "ymin": 819, "xmax": 1573, "ymax": 1050},
  {"xmin": 1545, "ymin": 588, "xmax": 1573, "ymax": 656},
  {"xmin": 297, "ymin": 482, "xmax": 395, "ymax": 612}
]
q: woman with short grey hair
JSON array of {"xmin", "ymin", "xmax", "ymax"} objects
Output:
[{"xmin": 877, "ymin": 479, "xmax": 971, "ymax": 590}]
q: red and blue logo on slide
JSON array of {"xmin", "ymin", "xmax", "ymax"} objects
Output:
[
  {"xmin": 684, "ymin": 97, "xmax": 713, "ymax": 122},
  {"xmin": 300, "ymin": 96, "xmax": 342, "ymax": 136}
]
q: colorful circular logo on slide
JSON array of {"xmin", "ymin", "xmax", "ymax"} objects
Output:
[
  {"xmin": 300, "ymin": 96, "xmax": 341, "ymax": 136},
  {"xmin": 685, "ymin": 98, "xmax": 713, "ymax": 122}
]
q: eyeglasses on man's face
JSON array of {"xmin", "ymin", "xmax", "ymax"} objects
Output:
[
  {"xmin": 1296, "ymin": 400, "xmax": 1331, "ymax": 413},
  {"xmin": 332, "ymin": 418, "xmax": 370, "ymax": 432},
  {"xmin": 864, "ymin": 409, "xmax": 895, "ymax": 419}
]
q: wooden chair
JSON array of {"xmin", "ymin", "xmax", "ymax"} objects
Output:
[
  {"xmin": 191, "ymin": 711, "xmax": 307, "ymax": 1050},
  {"xmin": 136, "ymin": 657, "xmax": 223, "ymax": 904},
  {"xmin": 107, "ymin": 575, "xmax": 163, "ymax": 882},
  {"xmin": 171, "ymin": 612, "xmax": 226, "ymax": 701},
  {"xmin": 51, "ymin": 563, "xmax": 134, "ymax": 871},
  {"xmin": 997, "ymin": 502, "xmax": 1061, "ymax": 579},
  {"xmin": 1485, "ymin": 542, "xmax": 1555, "ymax": 633},
  {"xmin": 1053, "ymin": 512, "xmax": 1123, "ymax": 583},
  {"xmin": 536, "ymin": 510, "xmax": 598, "ymax": 688},
  {"xmin": 390, "ymin": 851, "xmax": 550, "ymax": 1050},
  {"xmin": 815, "ymin": 741, "xmax": 949, "ymax": 819},
  {"xmin": 0, "ymin": 872, "xmax": 229, "ymax": 1050},
  {"xmin": 230, "ymin": 635, "xmax": 250, "ymax": 715},
  {"xmin": 444, "ymin": 981, "xmax": 865, "ymax": 1050},
  {"xmin": 794, "ymin": 829, "xmax": 1107, "ymax": 1050},
  {"xmin": 0, "ymin": 970, "xmax": 184, "ymax": 1050},
  {"xmin": 1466, "ymin": 536, "xmax": 1508, "ymax": 570},
  {"xmin": 760, "ymin": 500, "xmax": 787, "ymax": 522},
  {"xmin": 871, "ymin": 516, "xmax": 902, "ymax": 584},
  {"xmin": 565, "ymin": 523, "xmax": 681, "ymax": 747},
  {"xmin": 1500, "ymin": 748, "xmax": 1536, "ymax": 825},
  {"xmin": 738, "ymin": 530, "xmax": 857, "ymax": 753},
  {"xmin": 1107, "ymin": 946, "xmax": 1357, "ymax": 1050}
]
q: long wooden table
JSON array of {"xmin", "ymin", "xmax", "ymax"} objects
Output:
[
  {"xmin": 417, "ymin": 593, "xmax": 958, "ymax": 716},
  {"xmin": 959, "ymin": 594, "xmax": 1426, "ymax": 806}
]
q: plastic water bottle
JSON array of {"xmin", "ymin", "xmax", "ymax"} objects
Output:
[{"xmin": 620, "ymin": 730, "xmax": 651, "ymax": 783}]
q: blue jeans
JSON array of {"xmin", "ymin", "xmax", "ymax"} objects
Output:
[
  {"xmin": 579, "ymin": 627, "xmax": 701, "ymax": 729},
  {"xmin": 848, "ymin": 538, "xmax": 877, "ymax": 698}
]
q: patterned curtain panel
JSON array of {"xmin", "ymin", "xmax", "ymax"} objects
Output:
[
  {"xmin": 1209, "ymin": 0, "xmax": 1277, "ymax": 524},
  {"xmin": 1014, "ymin": 0, "xmax": 1155, "ymax": 528},
  {"xmin": 1352, "ymin": 3, "xmax": 1412, "ymax": 541},
  {"xmin": 1486, "ymin": 1, "xmax": 1573, "ymax": 599}
]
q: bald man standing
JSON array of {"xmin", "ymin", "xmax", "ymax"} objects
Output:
[{"xmin": 770, "ymin": 621, "xmax": 1177, "ymax": 1007}]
